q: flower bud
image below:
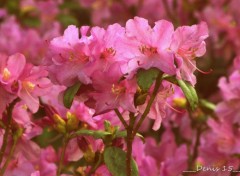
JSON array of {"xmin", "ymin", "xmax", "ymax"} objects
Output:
[
  {"xmin": 173, "ymin": 97, "xmax": 187, "ymax": 108},
  {"xmin": 77, "ymin": 137, "xmax": 95, "ymax": 163},
  {"xmin": 66, "ymin": 111, "xmax": 79, "ymax": 132},
  {"xmin": 52, "ymin": 114, "xmax": 66, "ymax": 133},
  {"xmin": 13, "ymin": 127, "xmax": 24, "ymax": 140}
]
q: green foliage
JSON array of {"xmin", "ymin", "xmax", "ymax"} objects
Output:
[
  {"xmin": 115, "ymin": 131, "xmax": 145, "ymax": 143},
  {"xmin": 134, "ymin": 91, "xmax": 148, "ymax": 106},
  {"xmin": 71, "ymin": 129, "xmax": 112, "ymax": 139},
  {"xmin": 57, "ymin": 14, "xmax": 79, "ymax": 28},
  {"xmin": 63, "ymin": 82, "xmax": 81, "ymax": 108},
  {"xmin": 33, "ymin": 128, "xmax": 62, "ymax": 149},
  {"xmin": 104, "ymin": 147, "xmax": 139, "ymax": 176},
  {"xmin": 135, "ymin": 68, "xmax": 162, "ymax": 106},
  {"xmin": 136, "ymin": 68, "xmax": 161, "ymax": 92},
  {"xmin": 177, "ymin": 79, "xmax": 198, "ymax": 111}
]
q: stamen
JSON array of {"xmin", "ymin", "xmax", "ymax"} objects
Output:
[
  {"xmin": 2, "ymin": 68, "xmax": 11, "ymax": 81},
  {"xmin": 139, "ymin": 45, "xmax": 157, "ymax": 56},
  {"xmin": 25, "ymin": 81, "xmax": 35, "ymax": 91},
  {"xmin": 186, "ymin": 58, "xmax": 213, "ymax": 74},
  {"xmin": 166, "ymin": 102, "xmax": 186, "ymax": 114},
  {"xmin": 22, "ymin": 82, "xmax": 43, "ymax": 108},
  {"xmin": 100, "ymin": 47, "xmax": 116, "ymax": 59},
  {"xmin": 111, "ymin": 84, "xmax": 125, "ymax": 95}
]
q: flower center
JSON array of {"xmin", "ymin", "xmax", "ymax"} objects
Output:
[
  {"xmin": 68, "ymin": 52, "xmax": 89, "ymax": 63},
  {"xmin": 100, "ymin": 47, "xmax": 116, "ymax": 59},
  {"xmin": 11, "ymin": 81, "xmax": 19, "ymax": 92},
  {"xmin": 139, "ymin": 45, "xmax": 157, "ymax": 57},
  {"xmin": 111, "ymin": 84, "xmax": 125, "ymax": 95},
  {"xmin": 23, "ymin": 81, "xmax": 35, "ymax": 92},
  {"xmin": 2, "ymin": 68, "xmax": 11, "ymax": 81},
  {"xmin": 177, "ymin": 47, "xmax": 197, "ymax": 59}
]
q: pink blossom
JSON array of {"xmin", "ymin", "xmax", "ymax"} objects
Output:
[
  {"xmin": 124, "ymin": 17, "xmax": 176, "ymax": 77},
  {"xmin": 170, "ymin": 22, "xmax": 209, "ymax": 85},
  {"xmin": 196, "ymin": 143, "xmax": 239, "ymax": 176},
  {"xmin": 5, "ymin": 141, "xmax": 57, "ymax": 176},
  {"xmin": 70, "ymin": 101, "xmax": 98, "ymax": 129},
  {"xmin": 159, "ymin": 145, "xmax": 188, "ymax": 176},
  {"xmin": 47, "ymin": 25, "xmax": 94, "ymax": 86},
  {"xmin": 0, "ymin": 86, "xmax": 16, "ymax": 115},
  {"xmin": 132, "ymin": 138, "xmax": 158, "ymax": 176},
  {"xmin": 0, "ymin": 53, "xmax": 26, "ymax": 85},
  {"xmin": 138, "ymin": 82, "xmax": 174, "ymax": 130},
  {"xmin": 91, "ymin": 63, "xmax": 136, "ymax": 114},
  {"xmin": 94, "ymin": 165, "xmax": 112, "ymax": 176},
  {"xmin": 89, "ymin": 23, "xmax": 127, "ymax": 73},
  {"xmin": 17, "ymin": 64, "xmax": 52, "ymax": 113},
  {"xmin": 207, "ymin": 118, "xmax": 240, "ymax": 154},
  {"xmin": 218, "ymin": 70, "xmax": 240, "ymax": 101},
  {"xmin": 65, "ymin": 138, "xmax": 83, "ymax": 162}
]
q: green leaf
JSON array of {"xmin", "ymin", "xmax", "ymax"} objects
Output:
[
  {"xmin": 136, "ymin": 68, "xmax": 162, "ymax": 92},
  {"xmin": 134, "ymin": 91, "xmax": 148, "ymax": 106},
  {"xmin": 104, "ymin": 147, "xmax": 139, "ymax": 176},
  {"xmin": 71, "ymin": 129, "xmax": 111, "ymax": 139},
  {"xmin": 115, "ymin": 131, "xmax": 145, "ymax": 143},
  {"xmin": 199, "ymin": 99, "xmax": 216, "ymax": 111},
  {"xmin": 104, "ymin": 120, "xmax": 111, "ymax": 131},
  {"xmin": 57, "ymin": 14, "xmax": 79, "ymax": 28},
  {"xmin": 32, "ymin": 128, "xmax": 62, "ymax": 149},
  {"xmin": 177, "ymin": 80, "xmax": 198, "ymax": 111},
  {"xmin": 162, "ymin": 75, "xmax": 178, "ymax": 85},
  {"xmin": 63, "ymin": 82, "xmax": 81, "ymax": 108}
]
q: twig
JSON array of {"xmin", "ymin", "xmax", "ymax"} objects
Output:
[
  {"xmin": 133, "ymin": 72, "xmax": 163, "ymax": 136},
  {"xmin": 114, "ymin": 109, "xmax": 128, "ymax": 129},
  {"xmin": 57, "ymin": 134, "xmax": 69, "ymax": 176}
]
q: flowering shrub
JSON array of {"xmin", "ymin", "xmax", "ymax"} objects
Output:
[{"xmin": 0, "ymin": 0, "xmax": 240, "ymax": 176}]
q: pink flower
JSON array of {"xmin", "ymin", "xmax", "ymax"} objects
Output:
[
  {"xmin": 196, "ymin": 143, "xmax": 239, "ymax": 176},
  {"xmin": 94, "ymin": 165, "xmax": 112, "ymax": 176},
  {"xmin": 159, "ymin": 145, "xmax": 188, "ymax": 176},
  {"xmin": 17, "ymin": 64, "xmax": 52, "ymax": 113},
  {"xmin": 207, "ymin": 118, "xmax": 240, "ymax": 154},
  {"xmin": 89, "ymin": 23, "xmax": 126, "ymax": 73},
  {"xmin": 91, "ymin": 63, "xmax": 136, "ymax": 114},
  {"xmin": 170, "ymin": 22, "xmax": 209, "ymax": 85},
  {"xmin": 0, "ymin": 86, "xmax": 16, "ymax": 115},
  {"xmin": 132, "ymin": 138, "xmax": 158, "ymax": 176},
  {"xmin": 5, "ymin": 141, "xmax": 57, "ymax": 176},
  {"xmin": 70, "ymin": 101, "xmax": 98, "ymax": 129},
  {"xmin": 0, "ymin": 53, "xmax": 52, "ymax": 113},
  {"xmin": 216, "ymin": 70, "xmax": 240, "ymax": 124},
  {"xmin": 65, "ymin": 138, "xmax": 83, "ymax": 162},
  {"xmin": 123, "ymin": 17, "xmax": 176, "ymax": 77},
  {"xmin": 218, "ymin": 70, "xmax": 240, "ymax": 101},
  {"xmin": 47, "ymin": 25, "xmax": 93, "ymax": 86},
  {"xmin": 0, "ymin": 53, "xmax": 26, "ymax": 85},
  {"xmin": 138, "ymin": 82, "xmax": 174, "ymax": 131}
]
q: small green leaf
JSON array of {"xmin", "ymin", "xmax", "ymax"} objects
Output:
[
  {"xmin": 162, "ymin": 75, "xmax": 178, "ymax": 85},
  {"xmin": 115, "ymin": 131, "xmax": 127, "ymax": 138},
  {"xmin": 71, "ymin": 129, "xmax": 111, "ymax": 139},
  {"xmin": 115, "ymin": 131, "xmax": 145, "ymax": 142},
  {"xmin": 104, "ymin": 120, "xmax": 111, "ymax": 131},
  {"xmin": 104, "ymin": 147, "xmax": 139, "ymax": 176},
  {"xmin": 177, "ymin": 80, "xmax": 198, "ymax": 110},
  {"xmin": 134, "ymin": 91, "xmax": 148, "ymax": 106},
  {"xmin": 57, "ymin": 14, "xmax": 79, "ymax": 28},
  {"xmin": 136, "ymin": 68, "xmax": 162, "ymax": 92},
  {"xmin": 63, "ymin": 82, "xmax": 81, "ymax": 108},
  {"xmin": 199, "ymin": 99, "xmax": 216, "ymax": 111}
]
